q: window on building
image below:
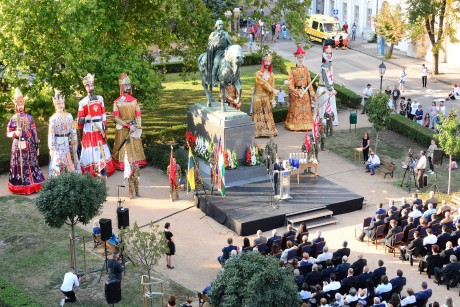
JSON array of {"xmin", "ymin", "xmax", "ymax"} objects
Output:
[
  {"xmin": 366, "ymin": 7, "xmax": 372, "ymax": 28},
  {"xmin": 343, "ymin": 2, "xmax": 348, "ymax": 21},
  {"xmin": 354, "ymin": 5, "xmax": 359, "ymax": 24}
]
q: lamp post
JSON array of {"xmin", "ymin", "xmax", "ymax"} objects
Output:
[
  {"xmin": 379, "ymin": 61, "xmax": 386, "ymax": 91},
  {"xmin": 224, "ymin": 11, "xmax": 232, "ymax": 32},
  {"xmin": 233, "ymin": 7, "xmax": 241, "ymax": 37}
]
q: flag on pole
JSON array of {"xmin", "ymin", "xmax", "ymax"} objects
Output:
[
  {"xmin": 169, "ymin": 146, "xmax": 176, "ymax": 186},
  {"xmin": 187, "ymin": 147, "xmax": 195, "ymax": 192},
  {"xmin": 216, "ymin": 136, "xmax": 226, "ymax": 196},
  {"xmin": 312, "ymin": 117, "xmax": 319, "ymax": 143},
  {"xmin": 304, "ymin": 131, "xmax": 311, "ymax": 153},
  {"xmin": 325, "ymin": 100, "xmax": 332, "ymax": 114}
]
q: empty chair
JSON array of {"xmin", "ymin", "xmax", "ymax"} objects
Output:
[{"xmin": 355, "ymin": 217, "xmax": 372, "ymax": 238}]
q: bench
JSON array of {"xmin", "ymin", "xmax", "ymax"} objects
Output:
[{"xmin": 375, "ymin": 160, "xmax": 396, "ymax": 178}]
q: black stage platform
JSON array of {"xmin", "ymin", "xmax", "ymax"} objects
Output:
[{"xmin": 198, "ymin": 176, "xmax": 364, "ymax": 236}]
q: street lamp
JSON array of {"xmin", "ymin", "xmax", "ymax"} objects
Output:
[{"xmin": 379, "ymin": 61, "xmax": 386, "ymax": 91}]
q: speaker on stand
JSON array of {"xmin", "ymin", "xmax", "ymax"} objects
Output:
[
  {"xmin": 99, "ymin": 218, "xmax": 112, "ymax": 273},
  {"xmin": 105, "ymin": 279, "xmax": 121, "ymax": 305},
  {"xmin": 117, "ymin": 207, "xmax": 129, "ymax": 229}
]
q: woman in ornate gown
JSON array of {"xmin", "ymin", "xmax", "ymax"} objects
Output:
[
  {"xmin": 48, "ymin": 90, "xmax": 79, "ymax": 177},
  {"xmin": 7, "ymin": 88, "xmax": 45, "ymax": 194},
  {"xmin": 285, "ymin": 45, "xmax": 316, "ymax": 131},
  {"xmin": 252, "ymin": 53, "xmax": 278, "ymax": 137},
  {"xmin": 112, "ymin": 73, "xmax": 147, "ymax": 170}
]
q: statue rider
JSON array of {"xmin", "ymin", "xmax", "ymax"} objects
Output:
[{"xmin": 207, "ymin": 19, "xmax": 232, "ymax": 87}]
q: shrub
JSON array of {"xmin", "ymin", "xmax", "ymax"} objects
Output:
[
  {"xmin": 335, "ymin": 84, "xmax": 362, "ymax": 109},
  {"xmin": 387, "ymin": 114, "xmax": 434, "ymax": 147},
  {"xmin": 272, "ymin": 107, "xmax": 288, "ymax": 123},
  {"xmin": 0, "ymin": 277, "xmax": 42, "ymax": 307}
]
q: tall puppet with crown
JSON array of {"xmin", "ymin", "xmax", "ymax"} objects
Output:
[
  {"xmin": 48, "ymin": 89, "xmax": 80, "ymax": 177},
  {"xmin": 7, "ymin": 88, "xmax": 45, "ymax": 194},
  {"xmin": 285, "ymin": 45, "xmax": 316, "ymax": 131},
  {"xmin": 252, "ymin": 53, "xmax": 279, "ymax": 137},
  {"xmin": 112, "ymin": 73, "xmax": 146, "ymax": 170},
  {"xmin": 77, "ymin": 73, "xmax": 115, "ymax": 177},
  {"xmin": 316, "ymin": 44, "xmax": 338, "ymax": 126}
]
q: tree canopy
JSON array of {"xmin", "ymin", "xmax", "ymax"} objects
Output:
[
  {"xmin": 374, "ymin": 3, "xmax": 406, "ymax": 58},
  {"xmin": 209, "ymin": 252, "xmax": 300, "ymax": 307},
  {"xmin": 0, "ymin": 0, "xmax": 213, "ymax": 117},
  {"xmin": 367, "ymin": 92, "xmax": 392, "ymax": 153}
]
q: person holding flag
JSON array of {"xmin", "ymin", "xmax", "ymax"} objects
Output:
[
  {"xmin": 166, "ymin": 147, "xmax": 181, "ymax": 202},
  {"xmin": 216, "ymin": 136, "xmax": 226, "ymax": 196},
  {"xmin": 316, "ymin": 44, "xmax": 338, "ymax": 126}
]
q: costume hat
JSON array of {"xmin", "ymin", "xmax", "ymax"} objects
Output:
[{"xmin": 293, "ymin": 45, "xmax": 306, "ymax": 56}]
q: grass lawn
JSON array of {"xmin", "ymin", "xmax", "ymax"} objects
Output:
[
  {"xmin": 326, "ymin": 127, "xmax": 460, "ymax": 196},
  {"xmin": 0, "ymin": 196, "xmax": 194, "ymax": 306}
]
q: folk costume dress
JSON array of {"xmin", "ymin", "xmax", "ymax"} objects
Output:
[
  {"xmin": 48, "ymin": 91, "xmax": 79, "ymax": 177},
  {"xmin": 317, "ymin": 45, "xmax": 338, "ymax": 126},
  {"xmin": 7, "ymin": 88, "xmax": 45, "ymax": 194},
  {"xmin": 252, "ymin": 54, "xmax": 278, "ymax": 137},
  {"xmin": 285, "ymin": 46, "xmax": 316, "ymax": 131},
  {"xmin": 112, "ymin": 74, "xmax": 146, "ymax": 170},
  {"xmin": 77, "ymin": 74, "xmax": 115, "ymax": 177}
]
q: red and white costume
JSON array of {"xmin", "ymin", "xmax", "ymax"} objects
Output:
[{"xmin": 77, "ymin": 74, "xmax": 115, "ymax": 177}]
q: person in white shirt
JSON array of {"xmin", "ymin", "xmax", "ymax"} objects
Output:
[
  {"xmin": 401, "ymin": 288, "xmax": 416, "ymax": 306},
  {"xmin": 437, "ymin": 100, "xmax": 446, "ymax": 117},
  {"xmin": 423, "ymin": 228, "xmax": 437, "ymax": 246},
  {"xmin": 421, "ymin": 64, "xmax": 429, "ymax": 88},
  {"xmin": 323, "ymin": 274, "xmax": 341, "ymax": 292},
  {"xmin": 416, "ymin": 150, "xmax": 427, "ymax": 191},
  {"xmin": 422, "ymin": 203, "xmax": 436, "ymax": 219},
  {"xmin": 316, "ymin": 246, "xmax": 333, "ymax": 263},
  {"xmin": 365, "ymin": 151, "xmax": 380, "ymax": 175},
  {"xmin": 408, "ymin": 205, "xmax": 422, "ymax": 218},
  {"xmin": 60, "ymin": 267, "xmax": 80, "ymax": 306},
  {"xmin": 375, "ymin": 275, "xmax": 393, "ymax": 295},
  {"xmin": 362, "ymin": 84, "xmax": 373, "ymax": 114},
  {"xmin": 410, "ymin": 99, "xmax": 419, "ymax": 121},
  {"xmin": 399, "ymin": 68, "xmax": 407, "ymax": 92},
  {"xmin": 299, "ymin": 282, "xmax": 312, "ymax": 299},
  {"xmin": 277, "ymin": 88, "xmax": 286, "ymax": 107}
]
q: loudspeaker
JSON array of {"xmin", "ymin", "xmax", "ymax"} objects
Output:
[
  {"xmin": 117, "ymin": 207, "xmax": 129, "ymax": 229},
  {"xmin": 423, "ymin": 174, "xmax": 428, "ymax": 187},
  {"xmin": 105, "ymin": 279, "xmax": 121, "ymax": 304},
  {"xmin": 99, "ymin": 218, "xmax": 112, "ymax": 241}
]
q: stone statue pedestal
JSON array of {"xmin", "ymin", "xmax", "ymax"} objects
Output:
[{"xmin": 188, "ymin": 102, "xmax": 268, "ymax": 187}]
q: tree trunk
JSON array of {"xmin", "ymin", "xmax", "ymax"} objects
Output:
[
  {"xmin": 433, "ymin": 52, "xmax": 439, "ymax": 75},
  {"xmin": 71, "ymin": 224, "xmax": 78, "ymax": 274},
  {"xmin": 448, "ymin": 155, "xmax": 452, "ymax": 194},
  {"xmin": 374, "ymin": 132, "xmax": 379, "ymax": 154},
  {"xmin": 389, "ymin": 43, "xmax": 394, "ymax": 58}
]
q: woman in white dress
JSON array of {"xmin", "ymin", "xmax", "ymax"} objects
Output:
[{"xmin": 48, "ymin": 90, "xmax": 79, "ymax": 176}]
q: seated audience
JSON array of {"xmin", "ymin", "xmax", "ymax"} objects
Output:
[
  {"xmin": 358, "ymin": 215, "xmax": 384, "ymax": 242},
  {"xmin": 434, "ymin": 255, "xmax": 460, "ymax": 286},
  {"xmin": 390, "ymin": 269, "xmax": 407, "ymax": 288},
  {"xmin": 299, "ymin": 282, "xmax": 312, "ymax": 300},
  {"xmin": 252, "ymin": 229, "xmax": 267, "ymax": 246},
  {"xmin": 423, "ymin": 228, "xmax": 437, "ymax": 246},
  {"xmin": 267, "ymin": 229, "xmax": 281, "ymax": 250},
  {"xmin": 341, "ymin": 268, "xmax": 358, "ymax": 293},
  {"xmin": 217, "ymin": 238, "xmax": 237, "ymax": 265},
  {"xmin": 436, "ymin": 225, "xmax": 451, "ymax": 250},
  {"xmin": 375, "ymin": 275, "xmax": 392, "ymax": 296},
  {"xmin": 344, "ymin": 287, "xmax": 359, "ymax": 305},
  {"xmin": 305, "ymin": 264, "xmax": 322, "ymax": 286},
  {"xmin": 400, "ymin": 288, "xmax": 416, "ymax": 306},
  {"xmin": 418, "ymin": 244, "xmax": 443, "ymax": 278},
  {"xmin": 351, "ymin": 254, "xmax": 367, "ymax": 276},
  {"xmin": 322, "ymin": 273, "xmax": 341, "ymax": 293},
  {"xmin": 332, "ymin": 241, "xmax": 350, "ymax": 259},
  {"xmin": 414, "ymin": 281, "xmax": 432, "ymax": 303},
  {"xmin": 371, "ymin": 259, "xmax": 386, "ymax": 284},
  {"xmin": 316, "ymin": 246, "xmax": 333, "ymax": 263}
]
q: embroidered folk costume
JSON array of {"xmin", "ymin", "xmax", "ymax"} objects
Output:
[
  {"xmin": 48, "ymin": 90, "xmax": 79, "ymax": 177},
  {"xmin": 252, "ymin": 53, "xmax": 278, "ymax": 137},
  {"xmin": 112, "ymin": 73, "xmax": 146, "ymax": 170},
  {"xmin": 285, "ymin": 45, "xmax": 316, "ymax": 131},
  {"xmin": 77, "ymin": 73, "xmax": 115, "ymax": 177},
  {"xmin": 317, "ymin": 45, "xmax": 338, "ymax": 126},
  {"xmin": 7, "ymin": 88, "xmax": 45, "ymax": 194}
]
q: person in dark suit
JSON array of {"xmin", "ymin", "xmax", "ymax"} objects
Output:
[
  {"xmin": 281, "ymin": 224, "xmax": 296, "ymax": 249},
  {"xmin": 296, "ymin": 234, "xmax": 311, "ymax": 258},
  {"xmin": 332, "ymin": 241, "xmax": 350, "ymax": 259},
  {"xmin": 399, "ymin": 197, "xmax": 411, "ymax": 213},
  {"xmin": 358, "ymin": 215, "xmax": 385, "ymax": 242},
  {"xmin": 341, "ymin": 268, "xmax": 359, "ymax": 293},
  {"xmin": 398, "ymin": 209, "xmax": 409, "ymax": 226},
  {"xmin": 390, "ymin": 269, "xmax": 407, "ymax": 288},
  {"xmin": 310, "ymin": 231, "xmax": 325, "ymax": 257},
  {"xmin": 400, "ymin": 231, "xmax": 424, "ymax": 265},
  {"xmin": 388, "ymin": 200, "xmax": 398, "ymax": 213},
  {"xmin": 412, "ymin": 192, "xmax": 423, "ymax": 207},
  {"xmin": 305, "ymin": 264, "xmax": 323, "ymax": 286},
  {"xmin": 450, "ymin": 223, "xmax": 460, "ymax": 247},
  {"xmin": 357, "ymin": 266, "xmax": 373, "ymax": 286},
  {"xmin": 424, "ymin": 191, "xmax": 438, "ymax": 211},
  {"xmin": 321, "ymin": 260, "xmax": 335, "ymax": 281},
  {"xmin": 272, "ymin": 156, "xmax": 283, "ymax": 194},
  {"xmin": 381, "ymin": 220, "xmax": 402, "ymax": 248},
  {"xmin": 418, "ymin": 244, "xmax": 443, "ymax": 278},
  {"xmin": 436, "ymin": 225, "xmax": 451, "ymax": 250},
  {"xmin": 371, "ymin": 259, "xmax": 386, "ymax": 285},
  {"xmin": 434, "ymin": 255, "xmax": 460, "ymax": 286},
  {"xmin": 402, "ymin": 216, "xmax": 416, "ymax": 242},
  {"xmin": 335, "ymin": 256, "xmax": 350, "ymax": 273},
  {"xmin": 440, "ymin": 241, "xmax": 455, "ymax": 264},
  {"xmin": 414, "ymin": 281, "xmax": 432, "ymax": 303},
  {"xmin": 217, "ymin": 238, "xmax": 237, "ymax": 265},
  {"xmin": 267, "ymin": 229, "xmax": 281, "ymax": 250},
  {"xmin": 350, "ymin": 254, "xmax": 367, "ymax": 276},
  {"xmin": 371, "ymin": 203, "xmax": 386, "ymax": 222}
]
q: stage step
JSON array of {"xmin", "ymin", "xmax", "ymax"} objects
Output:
[{"xmin": 286, "ymin": 209, "xmax": 337, "ymax": 230}]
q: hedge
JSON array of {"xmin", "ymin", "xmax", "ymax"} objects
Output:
[
  {"xmin": 0, "ymin": 277, "xmax": 42, "ymax": 307},
  {"xmin": 387, "ymin": 114, "xmax": 435, "ymax": 147}
]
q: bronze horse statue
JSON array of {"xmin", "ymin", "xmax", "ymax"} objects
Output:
[{"xmin": 198, "ymin": 44, "xmax": 244, "ymax": 112}]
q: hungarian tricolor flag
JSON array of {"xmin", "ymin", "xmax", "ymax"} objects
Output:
[
  {"xmin": 169, "ymin": 146, "xmax": 176, "ymax": 186},
  {"xmin": 216, "ymin": 136, "xmax": 226, "ymax": 196},
  {"xmin": 187, "ymin": 147, "xmax": 195, "ymax": 192}
]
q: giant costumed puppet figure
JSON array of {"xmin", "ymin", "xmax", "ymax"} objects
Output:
[
  {"xmin": 252, "ymin": 53, "xmax": 279, "ymax": 137},
  {"xmin": 7, "ymin": 88, "xmax": 45, "ymax": 194},
  {"xmin": 112, "ymin": 73, "xmax": 146, "ymax": 170},
  {"xmin": 48, "ymin": 89, "xmax": 80, "ymax": 177},
  {"xmin": 77, "ymin": 73, "xmax": 115, "ymax": 177},
  {"xmin": 316, "ymin": 45, "xmax": 338, "ymax": 126},
  {"xmin": 285, "ymin": 45, "xmax": 316, "ymax": 131}
]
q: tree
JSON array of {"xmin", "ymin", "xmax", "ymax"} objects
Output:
[
  {"xmin": 119, "ymin": 222, "xmax": 168, "ymax": 306},
  {"xmin": 406, "ymin": 0, "xmax": 460, "ymax": 75},
  {"xmin": 434, "ymin": 109, "xmax": 460, "ymax": 194},
  {"xmin": 35, "ymin": 172, "xmax": 106, "ymax": 273},
  {"xmin": 373, "ymin": 3, "xmax": 406, "ymax": 58},
  {"xmin": 0, "ymin": 0, "xmax": 212, "ymax": 119},
  {"xmin": 367, "ymin": 92, "xmax": 392, "ymax": 154},
  {"xmin": 209, "ymin": 252, "xmax": 300, "ymax": 307}
]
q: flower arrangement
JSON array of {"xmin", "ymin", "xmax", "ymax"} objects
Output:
[
  {"xmin": 185, "ymin": 131, "xmax": 197, "ymax": 150},
  {"xmin": 224, "ymin": 149, "xmax": 239, "ymax": 169},
  {"xmin": 245, "ymin": 145, "xmax": 262, "ymax": 166},
  {"xmin": 194, "ymin": 135, "xmax": 211, "ymax": 161}
]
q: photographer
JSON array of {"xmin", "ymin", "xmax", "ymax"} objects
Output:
[
  {"xmin": 416, "ymin": 151, "xmax": 427, "ymax": 192},
  {"xmin": 59, "ymin": 267, "xmax": 80, "ymax": 306},
  {"xmin": 402, "ymin": 148, "xmax": 416, "ymax": 170}
]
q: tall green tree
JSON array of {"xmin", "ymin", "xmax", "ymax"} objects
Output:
[
  {"xmin": 406, "ymin": 0, "xmax": 460, "ymax": 74},
  {"xmin": 209, "ymin": 252, "xmax": 300, "ymax": 307},
  {"xmin": 0, "ymin": 0, "xmax": 212, "ymax": 118},
  {"xmin": 434, "ymin": 109, "xmax": 460, "ymax": 194},
  {"xmin": 367, "ymin": 92, "xmax": 392, "ymax": 154},
  {"xmin": 35, "ymin": 172, "xmax": 106, "ymax": 273},
  {"xmin": 374, "ymin": 3, "xmax": 406, "ymax": 58}
]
